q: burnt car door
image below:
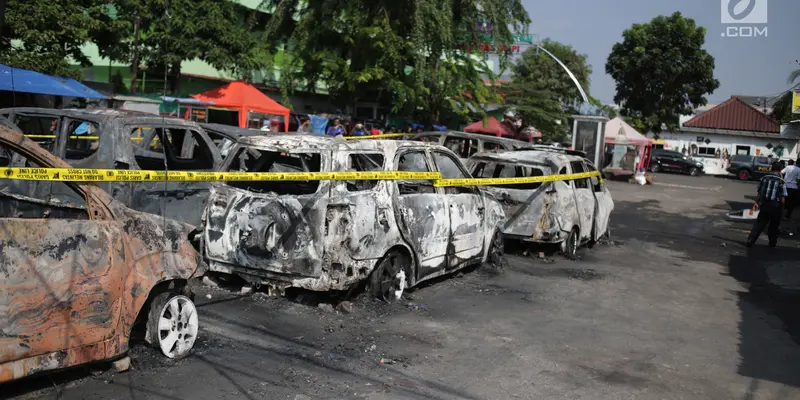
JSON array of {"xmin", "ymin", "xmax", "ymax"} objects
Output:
[
  {"xmin": 324, "ymin": 148, "xmax": 394, "ymax": 262},
  {"xmin": 0, "ymin": 144, "xmax": 125, "ymax": 380},
  {"xmin": 584, "ymin": 160, "xmax": 613, "ymax": 241},
  {"xmin": 568, "ymin": 160, "xmax": 595, "ymax": 242},
  {"xmin": 128, "ymin": 124, "xmax": 222, "ymax": 226},
  {"xmin": 392, "ymin": 149, "xmax": 451, "ymax": 280},
  {"xmin": 430, "ymin": 150, "xmax": 485, "ymax": 268},
  {"xmin": 203, "ymin": 145, "xmax": 329, "ymax": 280}
]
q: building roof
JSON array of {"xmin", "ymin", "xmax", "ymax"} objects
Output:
[{"xmin": 682, "ymin": 96, "xmax": 780, "ymax": 134}]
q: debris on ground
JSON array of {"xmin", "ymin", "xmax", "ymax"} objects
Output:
[
  {"xmin": 202, "ymin": 276, "xmax": 221, "ymax": 289},
  {"xmin": 379, "ymin": 358, "xmax": 396, "ymax": 365},
  {"xmin": 318, "ymin": 303, "xmax": 335, "ymax": 313},
  {"xmin": 337, "ymin": 301, "xmax": 354, "ymax": 314},
  {"xmin": 240, "ymin": 286, "xmax": 253, "ymax": 295}
]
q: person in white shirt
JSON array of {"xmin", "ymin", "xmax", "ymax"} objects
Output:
[{"xmin": 781, "ymin": 159, "xmax": 800, "ymax": 220}]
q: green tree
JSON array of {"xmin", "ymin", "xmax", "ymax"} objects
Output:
[
  {"xmin": 261, "ymin": 0, "xmax": 530, "ymax": 122},
  {"xmin": 512, "ymin": 39, "xmax": 592, "ymax": 113},
  {"xmin": 90, "ymin": 0, "xmax": 268, "ymax": 93},
  {"xmin": 0, "ymin": 0, "xmax": 106, "ymax": 78},
  {"xmin": 501, "ymin": 81, "xmax": 568, "ymax": 143},
  {"xmin": 605, "ymin": 12, "xmax": 719, "ymax": 134},
  {"xmin": 769, "ymin": 65, "xmax": 800, "ymax": 124}
]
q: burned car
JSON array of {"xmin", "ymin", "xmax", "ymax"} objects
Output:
[
  {"xmin": 0, "ymin": 126, "xmax": 205, "ymax": 383},
  {"xmin": 0, "ymin": 107, "xmax": 223, "ymax": 226},
  {"xmin": 202, "ymin": 136, "xmax": 505, "ymax": 301},
  {"xmin": 412, "ymin": 131, "xmax": 536, "ymax": 162},
  {"xmin": 467, "ymin": 148, "xmax": 614, "ymax": 259},
  {"xmin": 199, "ymin": 123, "xmax": 262, "ymax": 160}
]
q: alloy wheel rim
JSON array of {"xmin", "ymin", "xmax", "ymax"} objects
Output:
[{"xmin": 158, "ymin": 296, "xmax": 198, "ymax": 358}]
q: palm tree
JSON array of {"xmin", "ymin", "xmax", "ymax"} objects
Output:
[{"xmin": 769, "ymin": 67, "xmax": 800, "ymax": 123}]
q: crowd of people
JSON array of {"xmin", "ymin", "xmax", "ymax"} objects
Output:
[{"xmin": 746, "ymin": 157, "xmax": 800, "ymax": 248}]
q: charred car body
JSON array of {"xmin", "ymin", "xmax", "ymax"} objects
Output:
[
  {"xmin": 202, "ymin": 136, "xmax": 505, "ymax": 300},
  {"xmin": 412, "ymin": 131, "xmax": 536, "ymax": 162},
  {"xmin": 0, "ymin": 127, "xmax": 205, "ymax": 383},
  {"xmin": 467, "ymin": 148, "xmax": 614, "ymax": 259},
  {"xmin": 0, "ymin": 107, "xmax": 223, "ymax": 226},
  {"xmin": 199, "ymin": 123, "xmax": 262, "ymax": 160}
]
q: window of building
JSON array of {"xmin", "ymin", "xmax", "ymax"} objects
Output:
[
  {"xmin": 346, "ymin": 153, "xmax": 385, "ymax": 192},
  {"xmin": 696, "ymin": 147, "xmax": 716, "ymax": 157}
]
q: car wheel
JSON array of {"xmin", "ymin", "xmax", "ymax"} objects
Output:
[
  {"xmin": 563, "ymin": 228, "xmax": 579, "ymax": 261},
  {"xmin": 738, "ymin": 169, "xmax": 751, "ymax": 181},
  {"xmin": 484, "ymin": 230, "xmax": 505, "ymax": 269},
  {"xmin": 146, "ymin": 292, "xmax": 198, "ymax": 359},
  {"xmin": 649, "ymin": 164, "xmax": 660, "ymax": 173},
  {"xmin": 689, "ymin": 167, "xmax": 699, "ymax": 176},
  {"xmin": 370, "ymin": 250, "xmax": 410, "ymax": 303}
]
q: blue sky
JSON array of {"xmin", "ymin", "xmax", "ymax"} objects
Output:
[{"xmin": 518, "ymin": 0, "xmax": 798, "ymax": 105}]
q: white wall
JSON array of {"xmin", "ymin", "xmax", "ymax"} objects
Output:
[{"xmin": 657, "ymin": 131, "xmax": 800, "ymax": 175}]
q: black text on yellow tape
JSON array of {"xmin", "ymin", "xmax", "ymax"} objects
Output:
[
  {"xmin": 434, "ymin": 171, "xmax": 601, "ymax": 187},
  {"xmin": 0, "ymin": 168, "xmax": 441, "ymax": 182}
]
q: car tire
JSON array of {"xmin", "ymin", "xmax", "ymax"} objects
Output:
[
  {"xmin": 738, "ymin": 169, "xmax": 751, "ymax": 181},
  {"xmin": 146, "ymin": 292, "xmax": 198, "ymax": 360},
  {"xmin": 563, "ymin": 228, "xmax": 579, "ymax": 261},
  {"xmin": 650, "ymin": 164, "xmax": 660, "ymax": 173},
  {"xmin": 370, "ymin": 250, "xmax": 410, "ymax": 303},
  {"xmin": 484, "ymin": 230, "xmax": 505, "ymax": 269},
  {"xmin": 689, "ymin": 167, "xmax": 699, "ymax": 176}
]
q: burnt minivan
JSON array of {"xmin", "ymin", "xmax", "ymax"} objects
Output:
[
  {"xmin": 0, "ymin": 107, "xmax": 223, "ymax": 226},
  {"xmin": 202, "ymin": 136, "xmax": 505, "ymax": 301}
]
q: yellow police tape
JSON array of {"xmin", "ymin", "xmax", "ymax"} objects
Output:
[
  {"xmin": 434, "ymin": 171, "xmax": 601, "ymax": 187},
  {"xmin": 0, "ymin": 168, "xmax": 441, "ymax": 182},
  {"xmin": 0, "ymin": 167, "xmax": 601, "ymax": 186},
  {"xmin": 343, "ymin": 133, "xmax": 412, "ymax": 140}
]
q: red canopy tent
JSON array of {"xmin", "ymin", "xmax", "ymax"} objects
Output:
[
  {"xmin": 192, "ymin": 81, "xmax": 290, "ymax": 131},
  {"xmin": 463, "ymin": 117, "xmax": 515, "ymax": 137}
]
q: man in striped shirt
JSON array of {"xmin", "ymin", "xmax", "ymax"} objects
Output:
[{"xmin": 746, "ymin": 161, "xmax": 789, "ymax": 248}]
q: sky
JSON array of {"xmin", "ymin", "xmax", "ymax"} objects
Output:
[{"xmin": 518, "ymin": 0, "xmax": 799, "ymax": 105}]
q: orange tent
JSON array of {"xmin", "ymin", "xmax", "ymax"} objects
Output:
[{"xmin": 192, "ymin": 81, "xmax": 290, "ymax": 131}]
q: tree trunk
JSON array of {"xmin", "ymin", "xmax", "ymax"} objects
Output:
[{"xmin": 130, "ymin": 16, "xmax": 141, "ymax": 95}]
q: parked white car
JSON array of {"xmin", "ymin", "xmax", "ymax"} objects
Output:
[{"xmin": 467, "ymin": 148, "xmax": 614, "ymax": 259}]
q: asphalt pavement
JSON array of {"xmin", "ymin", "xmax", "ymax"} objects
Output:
[{"xmin": 4, "ymin": 172, "xmax": 800, "ymax": 400}]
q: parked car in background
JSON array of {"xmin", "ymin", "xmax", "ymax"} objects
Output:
[
  {"xmin": 725, "ymin": 154, "xmax": 775, "ymax": 181},
  {"xmin": 467, "ymin": 148, "xmax": 614, "ymax": 259},
  {"xmin": 0, "ymin": 127, "xmax": 205, "ymax": 383},
  {"xmin": 202, "ymin": 136, "xmax": 505, "ymax": 301},
  {"xmin": 0, "ymin": 107, "xmax": 223, "ymax": 226},
  {"xmin": 649, "ymin": 150, "xmax": 704, "ymax": 176},
  {"xmin": 200, "ymin": 123, "xmax": 262, "ymax": 159},
  {"xmin": 412, "ymin": 131, "xmax": 536, "ymax": 162}
]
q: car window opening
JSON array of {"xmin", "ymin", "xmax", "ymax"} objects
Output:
[
  {"xmin": 132, "ymin": 127, "xmax": 215, "ymax": 171},
  {"xmin": 227, "ymin": 148, "xmax": 321, "ymax": 195},
  {"xmin": 472, "ymin": 162, "xmax": 545, "ymax": 189},
  {"xmin": 347, "ymin": 153, "xmax": 385, "ymax": 192},
  {"xmin": 397, "ymin": 151, "xmax": 434, "ymax": 194},
  {"xmin": 64, "ymin": 119, "xmax": 101, "ymax": 161}
]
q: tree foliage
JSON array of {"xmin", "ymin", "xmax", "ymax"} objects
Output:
[
  {"xmin": 260, "ymin": 0, "xmax": 530, "ymax": 121},
  {"xmin": 0, "ymin": 0, "xmax": 106, "ymax": 78},
  {"xmin": 605, "ymin": 12, "xmax": 719, "ymax": 134},
  {"xmin": 769, "ymin": 67, "xmax": 800, "ymax": 124},
  {"xmin": 90, "ymin": 0, "xmax": 269, "ymax": 91},
  {"xmin": 504, "ymin": 39, "xmax": 592, "ymax": 143},
  {"xmin": 512, "ymin": 39, "xmax": 592, "ymax": 113}
]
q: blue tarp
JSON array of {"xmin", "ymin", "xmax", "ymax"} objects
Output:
[
  {"xmin": 0, "ymin": 64, "xmax": 107, "ymax": 99},
  {"xmin": 309, "ymin": 115, "xmax": 329, "ymax": 134}
]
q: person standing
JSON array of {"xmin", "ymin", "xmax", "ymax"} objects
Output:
[
  {"xmin": 326, "ymin": 119, "xmax": 345, "ymax": 136},
  {"xmin": 350, "ymin": 123, "xmax": 367, "ymax": 136},
  {"xmin": 298, "ymin": 117, "xmax": 312, "ymax": 133},
  {"xmin": 747, "ymin": 161, "xmax": 789, "ymax": 248},
  {"xmin": 782, "ymin": 159, "xmax": 800, "ymax": 220}
]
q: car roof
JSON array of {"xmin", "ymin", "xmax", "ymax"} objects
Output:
[
  {"xmin": 0, "ymin": 107, "xmax": 198, "ymax": 127},
  {"xmin": 200, "ymin": 123, "xmax": 262, "ymax": 138},
  {"xmin": 237, "ymin": 134, "xmax": 448, "ymax": 153},
  {"xmin": 469, "ymin": 149, "xmax": 584, "ymax": 167},
  {"xmin": 413, "ymin": 131, "xmax": 535, "ymax": 147}
]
